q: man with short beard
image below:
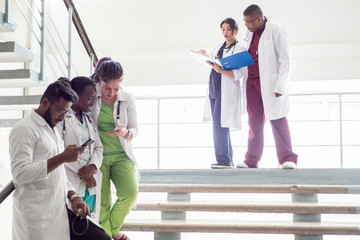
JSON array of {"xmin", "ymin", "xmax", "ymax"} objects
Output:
[{"xmin": 9, "ymin": 80, "xmax": 88, "ymax": 240}]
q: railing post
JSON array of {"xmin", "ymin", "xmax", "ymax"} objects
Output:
[
  {"xmin": 4, "ymin": 0, "xmax": 9, "ymax": 24},
  {"xmin": 67, "ymin": 5, "xmax": 73, "ymax": 79},
  {"xmin": 39, "ymin": 0, "xmax": 45, "ymax": 81},
  {"xmin": 157, "ymin": 99, "xmax": 161, "ymax": 169},
  {"xmin": 292, "ymin": 193, "xmax": 322, "ymax": 240},
  {"xmin": 89, "ymin": 53, "xmax": 94, "ymax": 75},
  {"xmin": 338, "ymin": 94, "xmax": 343, "ymax": 168}
]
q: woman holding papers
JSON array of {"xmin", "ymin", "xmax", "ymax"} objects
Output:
[{"xmin": 200, "ymin": 18, "xmax": 247, "ymax": 169}]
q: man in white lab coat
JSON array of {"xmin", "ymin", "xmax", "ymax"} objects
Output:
[
  {"xmin": 9, "ymin": 80, "xmax": 89, "ymax": 240},
  {"xmin": 237, "ymin": 4, "xmax": 298, "ymax": 169}
]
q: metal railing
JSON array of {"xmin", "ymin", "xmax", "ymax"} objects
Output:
[
  {"xmin": 133, "ymin": 91, "xmax": 360, "ymax": 169},
  {"xmin": 9, "ymin": 0, "xmax": 97, "ymax": 80},
  {"xmin": 0, "ymin": 0, "xmax": 98, "ymax": 206}
]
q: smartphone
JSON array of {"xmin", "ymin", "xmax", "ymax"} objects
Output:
[
  {"xmin": 81, "ymin": 138, "xmax": 95, "ymax": 147},
  {"xmin": 108, "ymin": 126, "xmax": 124, "ymax": 134}
]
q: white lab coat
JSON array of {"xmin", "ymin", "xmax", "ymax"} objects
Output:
[
  {"xmin": 243, "ymin": 19, "xmax": 291, "ymax": 120},
  {"xmin": 9, "ymin": 110, "xmax": 74, "ymax": 240},
  {"xmin": 90, "ymin": 83, "xmax": 139, "ymax": 179},
  {"xmin": 203, "ymin": 42, "xmax": 247, "ymax": 131},
  {"xmin": 56, "ymin": 111, "xmax": 104, "ymax": 222}
]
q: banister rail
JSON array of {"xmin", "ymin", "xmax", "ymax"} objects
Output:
[
  {"xmin": 11, "ymin": 0, "xmax": 98, "ymax": 80},
  {"xmin": 0, "ymin": 181, "xmax": 14, "ymax": 205},
  {"xmin": 63, "ymin": 0, "xmax": 98, "ymax": 69}
]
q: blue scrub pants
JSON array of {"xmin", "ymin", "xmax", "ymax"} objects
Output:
[{"xmin": 209, "ymin": 70, "xmax": 233, "ymax": 165}]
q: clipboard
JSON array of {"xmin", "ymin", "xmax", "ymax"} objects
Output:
[{"xmin": 189, "ymin": 49, "xmax": 254, "ymax": 70}]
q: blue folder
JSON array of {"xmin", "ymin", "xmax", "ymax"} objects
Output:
[{"xmin": 217, "ymin": 51, "xmax": 254, "ymax": 70}]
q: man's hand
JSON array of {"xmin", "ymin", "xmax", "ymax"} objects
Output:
[
  {"xmin": 274, "ymin": 92, "xmax": 282, "ymax": 97},
  {"xmin": 71, "ymin": 197, "xmax": 89, "ymax": 219},
  {"xmin": 61, "ymin": 145, "xmax": 87, "ymax": 163},
  {"xmin": 47, "ymin": 145, "xmax": 86, "ymax": 174},
  {"xmin": 78, "ymin": 164, "xmax": 97, "ymax": 180}
]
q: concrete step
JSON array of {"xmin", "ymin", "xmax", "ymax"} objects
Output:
[
  {"xmin": 0, "ymin": 11, "xmax": 16, "ymax": 32},
  {"xmin": 0, "ymin": 41, "xmax": 35, "ymax": 62},
  {"xmin": 135, "ymin": 201, "xmax": 360, "ymax": 214},
  {"xmin": 121, "ymin": 219, "xmax": 360, "ymax": 235},
  {"xmin": 0, "ymin": 69, "xmax": 48, "ymax": 88},
  {"xmin": 139, "ymin": 183, "xmax": 360, "ymax": 194},
  {"xmin": 0, "ymin": 95, "xmax": 41, "ymax": 110}
]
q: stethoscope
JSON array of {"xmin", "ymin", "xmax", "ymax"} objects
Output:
[
  {"xmin": 216, "ymin": 40, "xmax": 238, "ymax": 59},
  {"xmin": 116, "ymin": 100, "xmax": 121, "ymax": 126}
]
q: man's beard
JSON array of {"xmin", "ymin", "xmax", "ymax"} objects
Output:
[{"xmin": 44, "ymin": 107, "xmax": 55, "ymax": 129}]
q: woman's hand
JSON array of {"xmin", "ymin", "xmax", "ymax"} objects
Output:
[
  {"xmin": 198, "ymin": 49, "xmax": 206, "ymax": 54},
  {"xmin": 78, "ymin": 164, "xmax": 97, "ymax": 180},
  {"xmin": 85, "ymin": 175, "xmax": 97, "ymax": 188},
  {"xmin": 207, "ymin": 61, "xmax": 221, "ymax": 73},
  {"xmin": 109, "ymin": 125, "xmax": 129, "ymax": 137}
]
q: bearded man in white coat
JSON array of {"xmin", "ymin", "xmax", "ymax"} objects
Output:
[
  {"xmin": 9, "ymin": 80, "xmax": 89, "ymax": 240},
  {"xmin": 236, "ymin": 4, "xmax": 298, "ymax": 169}
]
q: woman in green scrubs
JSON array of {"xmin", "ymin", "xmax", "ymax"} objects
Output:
[{"xmin": 90, "ymin": 57, "xmax": 138, "ymax": 240}]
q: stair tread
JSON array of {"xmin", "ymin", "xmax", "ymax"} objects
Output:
[
  {"xmin": 0, "ymin": 69, "xmax": 48, "ymax": 88},
  {"xmin": 0, "ymin": 41, "xmax": 35, "ymax": 62},
  {"xmin": 122, "ymin": 218, "xmax": 360, "ymax": 234}
]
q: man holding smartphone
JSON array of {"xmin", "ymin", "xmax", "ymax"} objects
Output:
[
  {"xmin": 9, "ymin": 80, "xmax": 88, "ymax": 240},
  {"xmin": 9, "ymin": 79, "xmax": 109, "ymax": 240}
]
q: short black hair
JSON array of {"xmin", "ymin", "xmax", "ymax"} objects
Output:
[
  {"xmin": 243, "ymin": 4, "xmax": 263, "ymax": 18},
  {"xmin": 220, "ymin": 18, "xmax": 238, "ymax": 31},
  {"xmin": 70, "ymin": 76, "xmax": 95, "ymax": 95},
  {"xmin": 92, "ymin": 58, "xmax": 124, "ymax": 83},
  {"xmin": 41, "ymin": 78, "xmax": 78, "ymax": 103}
]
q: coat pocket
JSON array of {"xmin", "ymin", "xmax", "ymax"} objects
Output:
[{"xmin": 24, "ymin": 189, "xmax": 55, "ymax": 221}]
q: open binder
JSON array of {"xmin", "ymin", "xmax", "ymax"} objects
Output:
[{"xmin": 189, "ymin": 50, "xmax": 254, "ymax": 70}]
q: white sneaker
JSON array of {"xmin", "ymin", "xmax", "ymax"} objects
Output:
[
  {"xmin": 236, "ymin": 162, "xmax": 249, "ymax": 168},
  {"xmin": 281, "ymin": 162, "xmax": 297, "ymax": 169},
  {"xmin": 210, "ymin": 163, "xmax": 235, "ymax": 169}
]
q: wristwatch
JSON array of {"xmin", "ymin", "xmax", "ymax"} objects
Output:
[{"xmin": 124, "ymin": 130, "xmax": 132, "ymax": 139}]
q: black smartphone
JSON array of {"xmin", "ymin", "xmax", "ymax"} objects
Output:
[{"xmin": 81, "ymin": 139, "xmax": 95, "ymax": 147}]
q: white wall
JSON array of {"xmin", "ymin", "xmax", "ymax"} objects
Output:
[
  {"xmin": 65, "ymin": 0, "xmax": 360, "ymax": 85},
  {"xmin": 2, "ymin": 0, "xmax": 360, "ymax": 85}
]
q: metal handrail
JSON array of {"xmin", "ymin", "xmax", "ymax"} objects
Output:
[
  {"xmin": 0, "ymin": 181, "xmax": 14, "ymax": 205},
  {"xmin": 132, "ymin": 91, "xmax": 360, "ymax": 168},
  {"xmin": 63, "ymin": 0, "xmax": 98, "ymax": 68},
  {"xmin": 11, "ymin": 0, "xmax": 98, "ymax": 80}
]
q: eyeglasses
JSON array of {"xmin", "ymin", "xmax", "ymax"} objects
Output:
[
  {"xmin": 243, "ymin": 16, "xmax": 260, "ymax": 25},
  {"xmin": 52, "ymin": 102, "xmax": 71, "ymax": 116}
]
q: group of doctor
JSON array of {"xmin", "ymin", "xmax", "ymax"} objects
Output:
[
  {"xmin": 202, "ymin": 4, "xmax": 298, "ymax": 169},
  {"xmin": 9, "ymin": 58, "xmax": 136, "ymax": 240}
]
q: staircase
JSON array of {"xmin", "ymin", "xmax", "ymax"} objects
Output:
[{"xmin": 0, "ymin": 4, "xmax": 47, "ymax": 127}]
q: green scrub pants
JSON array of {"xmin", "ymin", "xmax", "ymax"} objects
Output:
[{"xmin": 99, "ymin": 154, "xmax": 138, "ymax": 237}]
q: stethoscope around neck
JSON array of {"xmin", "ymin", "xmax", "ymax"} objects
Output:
[
  {"xmin": 115, "ymin": 100, "xmax": 121, "ymax": 126},
  {"xmin": 216, "ymin": 40, "xmax": 238, "ymax": 59}
]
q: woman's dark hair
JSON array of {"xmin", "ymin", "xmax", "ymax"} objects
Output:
[
  {"xmin": 70, "ymin": 76, "xmax": 95, "ymax": 95},
  {"xmin": 92, "ymin": 57, "xmax": 124, "ymax": 83},
  {"xmin": 220, "ymin": 18, "xmax": 238, "ymax": 31},
  {"xmin": 41, "ymin": 77, "xmax": 78, "ymax": 103},
  {"xmin": 243, "ymin": 4, "xmax": 263, "ymax": 18}
]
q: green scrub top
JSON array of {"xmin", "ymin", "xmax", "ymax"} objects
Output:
[{"xmin": 97, "ymin": 101, "xmax": 127, "ymax": 156}]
